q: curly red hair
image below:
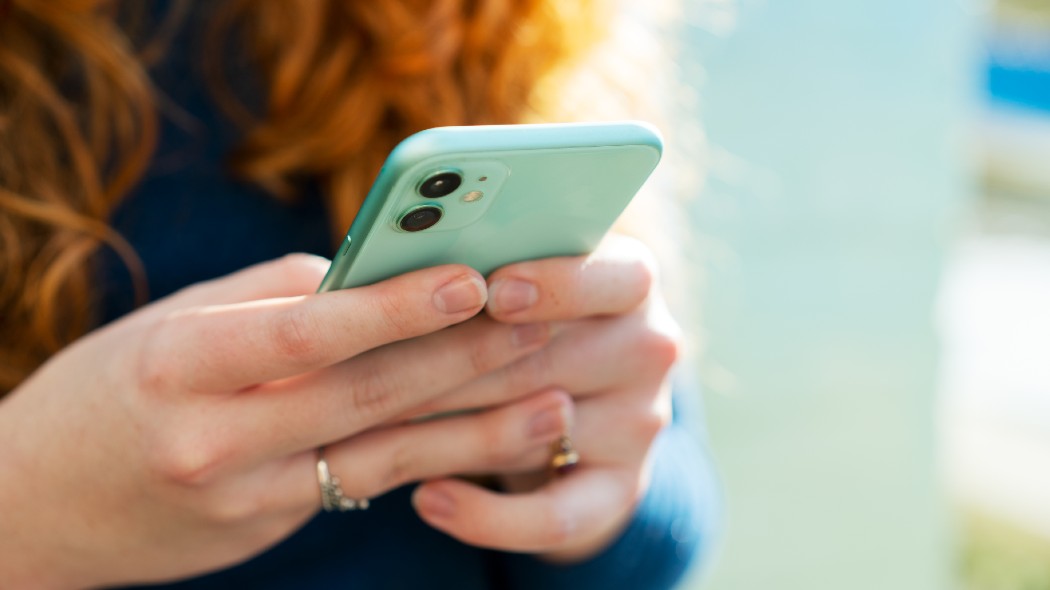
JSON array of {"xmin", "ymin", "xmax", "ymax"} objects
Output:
[{"xmin": 0, "ymin": 0, "xmax": 616, "ymax": 394}]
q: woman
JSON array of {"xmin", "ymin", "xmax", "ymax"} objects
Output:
[{"xmin": 0, "ymin": 1, "xmax": 718, "ymax": 588}]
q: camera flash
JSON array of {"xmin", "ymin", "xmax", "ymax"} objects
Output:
[{"xmin": 462, "ymin": 190, "xmax": 484, "ymax": 203}]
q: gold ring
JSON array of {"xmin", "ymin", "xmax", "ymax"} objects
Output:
[{"xmin": 549, "ymin": 435, "xmax": 580, "ymax": 476}]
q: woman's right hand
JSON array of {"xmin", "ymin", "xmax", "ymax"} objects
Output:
[{"xmin": 0, "ymin": 254, "xmax": 570, "ymax": 589}]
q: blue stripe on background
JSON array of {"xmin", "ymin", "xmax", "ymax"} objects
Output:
[{"xmin": 988, "ymin": 61, "xmax": 1050, "ymax": 114}]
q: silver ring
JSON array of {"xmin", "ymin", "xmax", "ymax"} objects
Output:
[{"xmin": 316, "ymin": 449, "xmax": 370, "ymax": 512}]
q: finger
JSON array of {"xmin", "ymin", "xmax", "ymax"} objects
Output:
[
  {"xmin": 144, "ymin": 254, "xmax": 331, "ymax": 317},
  {"xmin": 140, "ymin": 265, "xmax": 487, "ymax": 392},
  {"xmin": 231, "ymin": 316, "xmax": 553, "ymax": 458},
  {"xmin": 489, "ymin": 388, "xmax": 672, "ymax": 471},
  {"xmin": 564, "ymin": 388, "xmax": 671, "ymax": 465},
  {"xmin": 276, "ymin": 390, "xmax": 574, "ymax": 509},
  {"xmin": 485, "ymin": 234, "xmax": 655, "ymax": 322},
  {"xmin": 408, "ymin": 311, "xmax": 678, "ymax": 419},
  {"xmin": 412, "ymin": 467, "xmax": 638, "ymax": 554}
]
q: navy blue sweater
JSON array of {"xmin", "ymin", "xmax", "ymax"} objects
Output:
[{"xmin": 100, "ymin": 5, "xmax": 719, "ymax": 588}]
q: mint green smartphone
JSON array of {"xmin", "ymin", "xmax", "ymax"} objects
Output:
[{"xmin": 317, "ymin": 121, "xmax": 662, "ymax": 292}]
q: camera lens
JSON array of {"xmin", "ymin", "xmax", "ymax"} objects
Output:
[
  {"xmin": 398, "ymin": 205, "xmax": 442, "ymax": 232},
  {"xmin": 418, "ymin": 171, "xmax": 462, "ymax": 199}
]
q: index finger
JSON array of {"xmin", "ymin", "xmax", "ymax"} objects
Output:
[
  {"xmin": 485, "ymin": 235, "xmax": 655, "ymax": 323},
  {"xmin": 140, "ymin": 265, "xmax": 487, "ymax": 392}
]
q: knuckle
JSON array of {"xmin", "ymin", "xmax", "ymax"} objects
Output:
[
  {"xmin": 505, "ymin": 351, "xmax": 554, "ymax": 395},
  {"xmin": 635, "ymin": 409, "xmax": 668, "ymax": 444},
  {"xmin": 270, "ymin": 305, "xmax": 322, "ymax": 363},
  {"xmin": 609, "ymin": 236, "xmax": 657, "ymax": 307},
  {"xmin": 466, "ymin": 334, "xmax": 501, "ymax": 376},
  {"xmin": 347, "ymin": 362, "xmax": 400, "ymax": 420},
  {"xmin": 147, "ymin": 425, "xmax": 231, "ymax": 487},
  {"xmin": 135, "ymin": 314, "xmax": 185, "ymax": 394},
  {"xmin": 651, "ymin": 331, "xmax": 684, "ymax": 367},
  {"xmin": 641, "ymin": 327, "xmax": 682, "ymax": 372},
  {"xmin": 630, "ymin": 253, "xmax": 657, "ymax": 301},
  {"xmin": 373, "ymin": 287, "xmax": 416, "ymax": 338}
]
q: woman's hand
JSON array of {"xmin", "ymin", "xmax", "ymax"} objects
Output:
[
  {"xmin": 0, "ymin": 254, "xmax": 572, "ymax": 589},
  {"xmin": 409, "ymin": 235, "xmax": 683, "ymax": 562}
]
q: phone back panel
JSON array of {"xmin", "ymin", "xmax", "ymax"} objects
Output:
[{"xmin": 318, "ymin": 122, "xmax": 662, "ymax": 291}]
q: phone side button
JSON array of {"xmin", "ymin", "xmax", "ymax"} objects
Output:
[{"xmin": 341, "ymin": 237, "xmax": 353, "ymax": 256}]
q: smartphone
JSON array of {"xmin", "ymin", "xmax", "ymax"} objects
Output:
[{"xmin": 317, "ymin": 121, "xmax": 662, "ymax": 292}]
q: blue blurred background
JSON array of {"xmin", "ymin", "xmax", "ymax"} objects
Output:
[{"xmin": 675, "ymin": 0, "xmax": 1050, "ymax": 588}]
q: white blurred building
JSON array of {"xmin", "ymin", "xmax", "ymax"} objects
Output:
[{"xmin": 943, "ymin": 7, "xmax": 1050, "ymax": 542}]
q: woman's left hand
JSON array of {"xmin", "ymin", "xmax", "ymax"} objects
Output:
[{"xmin": 409, "ymin": 234, "xmax": 683, "ymax": 562}]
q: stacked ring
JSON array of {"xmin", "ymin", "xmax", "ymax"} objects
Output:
[{"xmin": 316, "ymin": 449, "xmax": 370, "ymax": 512}]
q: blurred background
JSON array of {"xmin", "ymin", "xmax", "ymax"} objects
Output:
[{"xmin": 674, "ymin": 0, "xmax": 1050, "ymax": 588}]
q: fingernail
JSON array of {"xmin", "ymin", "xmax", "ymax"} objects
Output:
[
  {"xmin": 527, "ymin": 403, "xmax": 569, "ymax": 440},
  {"xmin": 415, "ymin": 486, "xmax": 456, "ymax": 519},
  {"xmin": 434, "ymin": 275, "xmax": 487, "ymax": 314},
  {"xmin": 489, "ymin": 279, "xmax": 538, "ymax": 314},
  {"xmin": 511, "ymin": 323, "xmax": 549, "ymax": 348}
]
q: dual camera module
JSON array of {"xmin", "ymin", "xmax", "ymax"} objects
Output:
[{"xmin": 398, "ymin": 171, "xmax": 463, "ymax": 232}]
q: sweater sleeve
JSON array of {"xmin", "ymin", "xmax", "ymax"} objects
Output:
[{"xmin": 493, "ymin": 384, "xmax": 722, "ymax": 590}]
